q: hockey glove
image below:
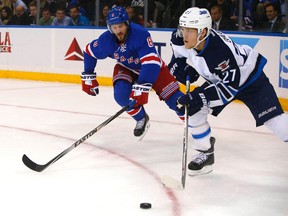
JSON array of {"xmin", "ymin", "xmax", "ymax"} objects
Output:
[
  {"xmin": 129, "ymin": 83, "xmax": 152, "ymax": 107},
  {"xmin": 81, "ymin": 72, "xmax": 99, "ymax": 96},
  {"xmin": 176, "ymin": 87, "xmax": 208, "ymax": 116},
  {"xmin": 168, "ymin": 57, "xmax": 199, "ymax": 85}
]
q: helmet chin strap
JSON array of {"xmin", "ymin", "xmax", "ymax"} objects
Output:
[{"xmin": 193, "ymin": 29, "xmax": 208, "ymax": 50}]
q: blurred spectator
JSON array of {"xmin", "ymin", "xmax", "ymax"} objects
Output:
[
  {"xmin": 255, "ymin": 0, "xmax": 281, "ymax": 24},
  {"xmin": 126, "ymin": 5, "xmax": 141, "ymax": 25},
  {"xmin": 43, "ymin": 0, "xmax": 60, "ymax": 16},
  {"xmin": 99, "ymin": 4, "xmax": 109, "ymax": 27},
  {"xmin": 28, "ymin": 0, "xmax": 36, "ymax": 25},
  {"xmin": 131, "ymin": 0, "xmax": 165, "ymax": 27},
  {"xmin": 209, "ymin": 0, "xmax": 235, "ymax": 19},
  {"xmin": 0, "ymin": 5, "xmax": 12, "ymax": 24},
  {"xmin": 7, "ymin": 5, "xmax": 30, "ymax": 24},
  {"xmin": 38, "ymin": 7, "xmax": 54, "ymax": 25},
  {"xmin": 130, "ymin": 0, "xmax": 144, "ymax": 18},
  {"xmin": 242, "ymin": 0, "xmax": 257, "ymax": 28},
  {"xmin": 51, "ymin": 7, "xmax": 73, "ymax": 26},
  {"xmin": 10, "ymin": 0, "xmax": 27, "ymax": 13},
  {"xmin": 150, "ymin": 0, "xmax": 165, "ymax": 27},
  {"xmin": 79, "ymin": 0, "xmax": 94, "ymax": 21},
  {"xmin": 25, "ymin": 0, "xmax": 50, "ymax": 16},
  {"xmin": 210, "ymin": 4, "xmax": 238, "ymax": 30},
  {"xmin": 69, "ymin": 5, "xmax": 90, "ymax": 26},
  {"xmin": 66, "ymin": 0, "xmax": 87, "ymax": 17},
  {"xmin": 257, "ymin": 2, "xmax": 285, "ymax": 32}
]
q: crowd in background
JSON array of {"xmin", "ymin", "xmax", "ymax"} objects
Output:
[{"xmin": 0, "ymin": 0, "xmax": 286, "ymax": 33}]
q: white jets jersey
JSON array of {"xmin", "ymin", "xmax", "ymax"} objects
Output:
[{"xmin": 170, "ymin": 29, "xmax": 267, "ymax": 107}]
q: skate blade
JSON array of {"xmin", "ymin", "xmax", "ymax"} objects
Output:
[
  {"xmin": 188, "ymin": 165, "xmax": 213, "ymax": 177},
  {"xmin": 137, "ymin": 121, "xmax": 150, "ymax": 141}
]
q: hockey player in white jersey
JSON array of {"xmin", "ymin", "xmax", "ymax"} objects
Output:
[{"xmin": 170, "ymin": 7, "xmax": 288, "ymax": 176}]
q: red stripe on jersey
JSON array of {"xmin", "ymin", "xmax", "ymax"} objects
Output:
[
  {"xmin": 140, "ymin": 55, "xmax": 161, "ymax": 64},
  {"xmin": 127, "ymin": 107, "xmax": 141, "ymax": 116},
  {"xmin": 85, "ymin": 43, "xmax": 92, "ymax": 56}
]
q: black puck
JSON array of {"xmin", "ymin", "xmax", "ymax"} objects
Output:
[{"xmin": 140, "ymin": 202, "xmax": 152, "ymax": 209}]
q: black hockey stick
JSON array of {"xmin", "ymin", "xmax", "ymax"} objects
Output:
[
  {"xmin": 22, "ymin": 102, "xmax": 132, "ymax": 172},
  {"xmin": 162, "ymin": 76, "xmax": 190, "ymax": 190}
]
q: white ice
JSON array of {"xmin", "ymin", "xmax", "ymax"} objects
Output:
[{"xmin": 0, "ymin": 79, "xmax": 287, "ymax": 216}]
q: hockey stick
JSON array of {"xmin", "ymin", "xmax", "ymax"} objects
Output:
[
  {"xmin": 162, "ymin": 76, "xmax": 190, "ymax": 190},
  {"xmin": 22, "ymin": 102, "xmax": 133, "ymax": 172}
]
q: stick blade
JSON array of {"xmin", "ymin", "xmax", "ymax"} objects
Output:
[
  {"xmin": 22, "ymin": 154, "xmax": 46, "ymax": 172},
  {"xmin": 162, "ymin": 175, "xmax": 184, "ymax": 190}
]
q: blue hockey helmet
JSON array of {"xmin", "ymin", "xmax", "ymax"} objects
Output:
[{"xmin": 107, "ymin": 6, "xmax": 129, "ymax": 30}]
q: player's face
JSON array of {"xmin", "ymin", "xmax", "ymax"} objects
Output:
[
  {"xmin": 181, "ymin": 27, "xmax": 199, "ymax": 49},
  {"xmin": 111, "ymin": 23, "xmax": 128, "ymax": 43}
]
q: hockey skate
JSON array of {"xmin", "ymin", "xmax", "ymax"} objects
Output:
[
  {"xmin": 134, "ymin": 113, "xmax": 150, "ymax": 141},
  {"xmin": 188, "ymin": 137, "xmax": 216, "ymax": 176}
]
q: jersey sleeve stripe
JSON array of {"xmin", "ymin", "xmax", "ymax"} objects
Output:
[
  {"xmin": 84, "ymin": 43, "xmax": 96, "ymax": 58},
  {"xmin": 140, "ymin": 53, "xmax": 161, "ymax": 66},
  {"xmin": 127, "ymin": 106, "xmax": 142, "ymax": 116}
]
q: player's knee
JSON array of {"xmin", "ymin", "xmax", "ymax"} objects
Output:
[{"xmin": 114, "ymin": 80, "xmax": 132, "ymax": 106}]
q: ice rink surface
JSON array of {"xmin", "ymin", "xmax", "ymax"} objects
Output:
[{"xmin": 0, "ymin": 78, "xmax": 287, "ymax": 216}]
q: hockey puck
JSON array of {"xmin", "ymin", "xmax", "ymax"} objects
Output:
[{"xmin": 140, "ymin": 202, "xmax": 152, "ymax": 209}]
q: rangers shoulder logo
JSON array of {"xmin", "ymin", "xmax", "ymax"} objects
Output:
[
  {"xmin": 215, "ymin": 59, "xmax": 230, "ymax": 71},
  {"xmin": 93, "ymin": 41, "xmax": 98, "ymax": 47},
  {"xmin": 147, "ymin": 37, "xmax": 154, "ymax": 47}
]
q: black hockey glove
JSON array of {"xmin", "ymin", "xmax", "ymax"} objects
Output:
[
  {"xmin": 176, "ymin": 87, "xmax": 208, "ymax": 116},
  {"xmin": 168, "ymin": 57, "xmax": 199, "ymax": 85}
]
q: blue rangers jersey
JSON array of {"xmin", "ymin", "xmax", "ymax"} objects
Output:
[
  {"xmin": 170, "ymin": 29, "xmax": 267, "ymax": 108},
  {"xmin": 83, "ymin": 23, "xmax": 164, "ymax": 85}
]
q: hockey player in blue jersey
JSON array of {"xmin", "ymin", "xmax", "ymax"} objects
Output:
[
  {"xmin": 170, "ymin": 7, "xmax": 288, "ymax": 176},
  {"xmin": 81, "ymin": 6, "xmax": 183, "ymax": 140}
]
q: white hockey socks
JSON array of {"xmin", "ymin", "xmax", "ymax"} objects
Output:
[
  {"xmin": 190, "ymin": 122, "xmax": 212, "ymax": 151},
  {"xmin": 264, "ymin": 113, "xmax": 288, "ymax": 142}
]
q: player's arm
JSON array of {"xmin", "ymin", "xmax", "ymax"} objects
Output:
[
  {"xmin": 129, "ymin": 33, "xmax": 161, "ymax": 107},
  {"xmin": 176, "ymin": 67, "xmax": 241, "ymax": 116},
  {"xmin": 81, "ymin": 38, "xmax": 108, "ymax": 96},
  {"xmin": 137, "ymin": 34, "xmax": 161, "ymax": 84},
  {"xmin": 176, "ymin": 81, "xmax": 239, "ymax": 116}
]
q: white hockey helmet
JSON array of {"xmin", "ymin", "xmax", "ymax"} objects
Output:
[{"xmin": 179, "ymin": 7, "xmax": 212, "ymax": 41}]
